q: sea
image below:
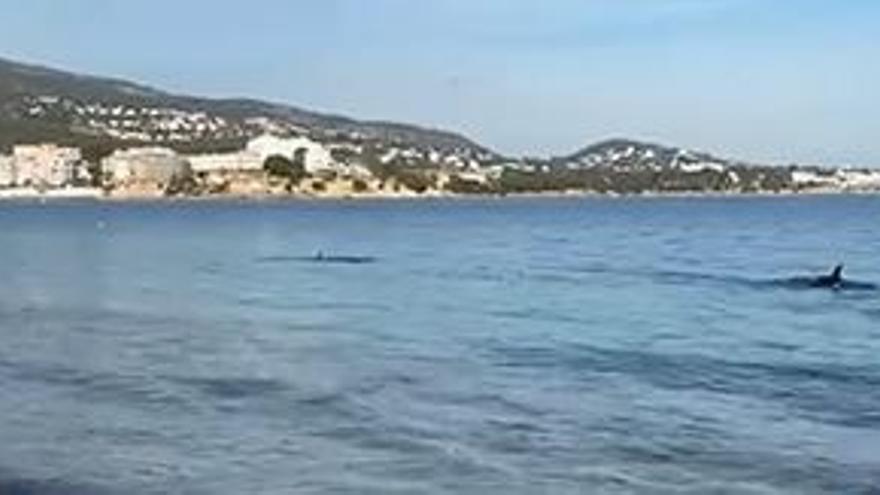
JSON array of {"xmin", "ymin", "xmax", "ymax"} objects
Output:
[{"xmin": 0, "ymin": 196, "xmax": 878, "ymax": 495}]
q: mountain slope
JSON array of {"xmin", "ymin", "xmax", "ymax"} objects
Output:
[
  {"xmin": 0, "ymin": 56, "xmax": 495, "ymax": 157},
  {"xmin": 556, "ymin": 138, "xmax": 746, "ymax": 171}
]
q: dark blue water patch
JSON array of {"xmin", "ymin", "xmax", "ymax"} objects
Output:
[
  {"xmin": 194, "ymin": 261, "xmax": 227, "ymax": 275},
  {"xmin": 488, "ymin": 342, "xmax": 880, "ymax": 429},
  {"xmin": 860, "ymin": 308, "xmax": 880, "ymax": 322},
  {"xmin": 169, "ymin": 375, "xmax": 289, "ymax": 401},
  {"xmin": 0, "ymin": 472, "xmax": 107, "ymax": 495},
  {"xmin": 752, "ymin": 340, "xmax": 803, "ymax": 353},
  {"xmin": 553, "ymin": 261, "xmax": 619, "ymax": 277},
  {"xmin": 0, "ymin": 479, "xmax": 89, "ymax": 495}
]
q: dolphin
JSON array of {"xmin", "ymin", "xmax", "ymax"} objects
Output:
[
  {"xmin": 809, "ymin": 264, "xmax": 844, "ymax": 288},
  {"xmin": 782, "ymin": 264, "xmax": 877, "ymax": 291},
  {"xmin": 310, "ymin": 252, "xmax": 377, "ymax": 264},
  {"xmin": 256, "ymin": 253, "xmax": 377, "ymax": 265}
]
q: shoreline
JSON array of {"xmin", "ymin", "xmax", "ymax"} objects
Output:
[{"xmin": 1, "ymin": 187, "xmax": 879, "ymax": 203}]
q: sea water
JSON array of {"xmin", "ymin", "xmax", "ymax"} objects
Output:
[{"xmin": 0, "ymin": 196, "xmax": 878, "ymax": 494}]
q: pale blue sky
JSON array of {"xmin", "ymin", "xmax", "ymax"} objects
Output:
[{"xmin": 1, "ymin": 0, "xmax": 879, "ymax": 165}]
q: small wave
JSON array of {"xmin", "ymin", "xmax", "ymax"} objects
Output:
[
  {"xmin": 534, "ymin": 264, "xmax": 762, "ymax": 291},
  {"xmin": 489, "ymin": 342, "xmax": 880, "ymax": 428},
  {"xmin": 236, "ymin": 295, "xmax": 392, "ymax": 314},
  {"xmin": 9, "ymin": 363, "xmax": 188, "ymax": 411},
  {"xmin": 489, "ymin": 307, "xmax": 590, "ymax": 326},
  {"xmin": 650, "ymin": 269, "xmax": 760, "ymax": 288}
]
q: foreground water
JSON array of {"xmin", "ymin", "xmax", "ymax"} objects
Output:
[{"xmin": 0, "ymin": 196, "xmax": 878, "ymax": 494}]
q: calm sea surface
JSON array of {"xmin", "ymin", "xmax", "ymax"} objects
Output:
[{"xmin": 0, "ymin": 196, "xmax": 878, "ymax": 494}]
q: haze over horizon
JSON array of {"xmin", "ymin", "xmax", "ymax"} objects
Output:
[{"xmin": 1, "ymin": 0, "xmax": 879, "ymax": 166}]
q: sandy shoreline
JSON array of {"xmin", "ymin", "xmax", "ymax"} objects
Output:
[{"xmin": 0, "ymin": 187, "xmax": 105, "ymax": 200}]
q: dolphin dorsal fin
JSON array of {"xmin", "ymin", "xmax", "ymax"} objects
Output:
[{"xmin": 831, "ymin": 264, "xmax": 844, "ymax": 281}]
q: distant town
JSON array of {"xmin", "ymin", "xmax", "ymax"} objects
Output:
[
  {"xmin": 2, "ymin": 129, "xmax": 880, "ymax": 200},
  {"xmin": 1, "ymin": 57, "xmax": 879, "ymax": 200},
  {"xmin": 0, "ymin": 130, "xmax": 504, "ymax": 199}
]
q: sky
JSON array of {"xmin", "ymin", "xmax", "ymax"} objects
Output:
[{"xmin": 1, "ymin": 0, "xmax": 879, "ymax": 165}]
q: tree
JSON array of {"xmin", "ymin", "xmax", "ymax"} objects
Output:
[
  {"xmin": 330, "ymin": 147, "xmax": 358, "ymax": 165},
  {"xmin": 164, "ymin": 172, "xmax": 199, "ymax": 197},
  {"xmin": 263, "ymin": 154, "xmax": 307, "ymax": 183},
  {"xmin": 352, "ymin": 178, "xmax": 369, "ymax": 193},
  {"xmin": 80, "ymin": 142, "xmax": 116, "ymax": 187},
  {"xmin": 396, "ymin": 170, "xmax": 434, "ymax": 194},
  {"xmin": 293, "ymin": 148, "xmax": 307, "ymax": 171}
]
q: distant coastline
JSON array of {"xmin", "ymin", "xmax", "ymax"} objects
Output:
[
  {"xmin": 3, "ymin": 186, "xmax": 878, "ymax": 203},
  {"xmin": 3, "ymin": 57, "xmax": 880, "ymax": 205}
]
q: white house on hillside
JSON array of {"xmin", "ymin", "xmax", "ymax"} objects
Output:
[
  {"xmin": 187, "ymin": 150, "xmax": 263, "ymax": 174},
  {"xmin": 246, "ymin": 134, "xmax": 336, "ymax": 174}
]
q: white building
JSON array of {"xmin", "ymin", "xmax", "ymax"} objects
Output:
[
  {"xmin": 12, "ymin": 144, "xmax": 81, "ymax": 187},
  {"xmin": 454, "ymin": 170, "xmax": 491, "ymax": 184},
  {"xmin": 187, "ymin": 150, "xmax": 263, "ymax": 174},
  {"xmin": 0, "ymin": 155, "xmax": 15, "ymax": 187},
  {"xmin": 792, "ymin": 170, "xmax": 838, "ymax": 187},
  {"xmin": 678, "ymin": 161, "xmax": 726, "ymax": 174},
  {"xmin": 835, "ymin": 169, "xmax": 880, "ymax": 190},
  {"xmin": 103, "ymin": 147, "xmax": 190, "ymax": 184},
  {"xmin": 246, "ymin": 134, "xmax": 336, "ymax": 173},
  {"xmin": 792, "ymin": 168, "xmax": 880, "ymax": 191}
]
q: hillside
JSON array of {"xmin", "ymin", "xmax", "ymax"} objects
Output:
[
  {"xmin": 0, "ymin": 57, "xmax": 495, "ymax": 159},
  {"xmin": 492, "ymin": 138, "xmax": 795, "ymax": 194},
  {"xmin": 5, "ymin": 56, "xmax": 876, "ymax": 196},
  {"xmin": 554, "ymin": 138, "xmax": 745, "ymax": 171}
]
